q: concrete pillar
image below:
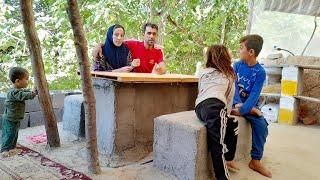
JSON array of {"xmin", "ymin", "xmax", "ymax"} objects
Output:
[
  {"xmin": 62, "ymin": 94, "xmax": 85, "ymax": 137},
  {"xmin": 279, "ymin": 66, "xmax": 302, "ymax": 124}
]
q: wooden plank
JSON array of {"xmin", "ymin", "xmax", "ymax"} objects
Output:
[
  {"xmin": 262, "ymin": 65, "xmax": 284, "ymax": 68},
  {"xmin": 294, "ymin": 96, "xmax": 320, "ymax": 103},
  {"xmin": 263, "ymin": 64, "xmax": 320, "ymax": 70},
  {"xmin": 91, "ymin": 73, "xmax": 118, "ymax": 81},
  {"xmin": 91, "ymin": 71, "xmax": 199, "ymax": 83},
  {"xmin": 296, "ymin": 65, "xmax": 320, "ymax": 70}
]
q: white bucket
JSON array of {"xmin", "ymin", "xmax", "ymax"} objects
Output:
[{"xmin": 261, "ymin": 103, "xmax": 279, "ymax": 123}]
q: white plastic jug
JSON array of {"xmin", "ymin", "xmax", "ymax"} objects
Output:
[{"xmin": 195, "ymin": 61, "xmax": 202, "ymax": 77}]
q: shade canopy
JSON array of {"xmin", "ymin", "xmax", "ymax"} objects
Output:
[{"xmin": 264, "ymin": 0, "xmax": 320, "ymax": 16}]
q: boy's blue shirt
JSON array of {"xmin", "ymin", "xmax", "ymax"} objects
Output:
[{"xmin": 233, "ymin": 60, "xmax": 266, "ymax": 115}]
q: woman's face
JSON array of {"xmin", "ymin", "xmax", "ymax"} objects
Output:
[{"xmin": 112, "ymin": 28, "xmax": 125, "ymax": 47}]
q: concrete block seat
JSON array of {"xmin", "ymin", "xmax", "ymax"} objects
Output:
[
  {"xmin": 153, "ymin": 110, "xmax": 251, "ymax": 180},
  {"xmin": 62, "ymin": 94, "xmax": 85, "ymax": 137}
]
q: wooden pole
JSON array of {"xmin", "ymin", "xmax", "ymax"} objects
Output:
[
  {"xmin": 19, "ymin": 0, "xmax": 60, "ymax": 148},
  {"xmin": 67, "ymin": 0, "xmax": 101, "ymax": 174},
  {"xmin": 246, "ymin": 0, "xmax": 254, "ymax": 35}
]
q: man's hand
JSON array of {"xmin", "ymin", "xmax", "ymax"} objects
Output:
[
  {"xmin": 231, "ymin": 108, "xmax": 241, "ymax": 116},
  {"xmin": 152, "ymin": 62, "xmax": 166, "ymax": 75},
  {"xmin": 131, "ymin": 59, "xmax": 140, "ymax": 67},
  {"xmin": 113, "ymin": 66, "xmax": 133, "ymax": 72},
  {"xmin": 92, "ymin": 43, "xmax": 104, "ymax": 61}
]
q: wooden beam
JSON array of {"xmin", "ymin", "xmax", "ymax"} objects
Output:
[
  {"xmin": 260, "ymin": 93, "xmax": 281, "ymax": 97},
  {"xmin": 296, "ymin": 65, "xmax": 320, "ymax": 70},
  {"xmin": 295, "ymin": 96, "xmax": 320, "ymax": 104}
]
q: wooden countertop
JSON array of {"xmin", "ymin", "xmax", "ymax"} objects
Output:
[{"xmin": 91, "ymin": 71, "xmax": 199, "ymax": 83}]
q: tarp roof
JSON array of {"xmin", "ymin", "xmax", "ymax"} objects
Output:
[{"xmin": 264, "ymin": 0, "xmax": 320, "ymax": 16}]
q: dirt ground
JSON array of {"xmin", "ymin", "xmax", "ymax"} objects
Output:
[{"xmin": 2, "ymin": 122, "xmax": 320, "ymax": 180}]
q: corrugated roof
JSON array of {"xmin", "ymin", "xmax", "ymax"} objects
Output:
[{"xmin": 264, "ymin": 0, "xmax": 320, "ymax": 16}]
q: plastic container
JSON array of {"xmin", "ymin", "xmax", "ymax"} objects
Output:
[
  {"xmin": 261, "ymin": 103, "xmax": 279, "ymax": 123},
  {"xmin": 194, "ymin": 61, "xmax": 202, "ymax": 77}
]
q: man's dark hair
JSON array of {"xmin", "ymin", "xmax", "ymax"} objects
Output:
[
  {"xmin": 142, "ymin": 23, "xmax": 158, "ymax": 33},
  {"xmin": 240, "ymin": 34, "xmax": 264, "ymax": 57},
  {"xmin": 9, "ymin": 67, "xmax": 28, "ymax": 83}
]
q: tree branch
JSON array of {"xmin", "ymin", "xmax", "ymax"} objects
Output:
[{"xmin": 166, "ymin": 14, "xmax": 205, "ymax": 47}]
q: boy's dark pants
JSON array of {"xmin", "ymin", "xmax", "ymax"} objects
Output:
[
  {"xmin": 243, "ymin": 114, "xmax": 268, "ymax": 160},
  {"xmin": 195, "ymin": 98, "xmax": 238, "ymax": 180},
  {"xmin": 1, "ymin": 118, "xmax": 20, "ymax": 152}
]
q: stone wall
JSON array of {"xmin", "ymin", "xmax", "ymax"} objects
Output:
[
  {"xmin": 261, "ymin": 56, "xmax": 320, "ymax": 124},
  {"xmin": 0, "ymin": 90, "xmax": 81, "ymax": 129}
]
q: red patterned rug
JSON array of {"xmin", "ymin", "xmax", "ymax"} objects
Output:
[{"xmin": 0, "ymin": 144, "xmax": 92, "ymax": 180}]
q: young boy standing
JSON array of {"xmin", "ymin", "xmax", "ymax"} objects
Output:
[
  {"xmin": 1, "ymin": 67, "xmax": 37, "ymax": 157},
  {"xmin": 231, "ymin": 35, "xmax": 272, "ymax": 178}
]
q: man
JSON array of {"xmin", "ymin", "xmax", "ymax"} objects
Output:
[
  {"xmin": 231, "ymin": 34, "xmax": 272, "ymax": 178},
  {"xmin": 92, "ymin": 23, "xmax": 166, "ymax": 74}
]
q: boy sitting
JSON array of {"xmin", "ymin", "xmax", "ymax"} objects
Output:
[{"xmin": 231, "ymin": 35, "xmax": 272, "ymax": 178}]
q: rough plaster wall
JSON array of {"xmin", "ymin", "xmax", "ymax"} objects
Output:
[
  {"xmin": 114, "ymin": 83, "xmax": 136, "ymax": 153},
  {"xmin": 261, "ymin": 56, "xmax": 320, "ymax": 123},
  {"xmin": 112, "ymin": 82, "xmax": 197, "ymax": 153},
  {"xmin": 153, "ymin": 111, "xmax": 208, "ymax": 180},
  {"xmin": 194, "ymin": 118, "xmax": 213, "ymax": 180},
  {"xmin": 235, "ymin": 115, "xmax": 252, "ymax": 160},
  {"xmin": 93, "ymin": 78, "xmax": 116, "ymax": 155},
  {"xmin": 132, "ymin": 83, "xmax": 198, "ymax": 148}
]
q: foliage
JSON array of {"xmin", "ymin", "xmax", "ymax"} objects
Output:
[{"xmin": 0, "ymin": 0, "xmax": 248, "ymax": 92}]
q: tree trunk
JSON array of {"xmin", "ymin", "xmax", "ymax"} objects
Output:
[
  {"xmin": 220, "ymin": 16, "xmax": 227, "ymax": 44},
  {"xmin": 67, "ymin": 0, "xmax": 101, "ymax": 174},
  {"xmin": 19, "ymin": 0, "xmax": 60, "ymax": 148},
  {"xmin": 157, "ymin": 0, "xmax": 167, "ymax": 46},
  {"xmin": 147, "ymin": 0, "xmax": 153, "ymax": 22}
]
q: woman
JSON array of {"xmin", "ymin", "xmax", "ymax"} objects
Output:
[
  {"xmin": 195, "ymin": 45, "xmax": 239, "ymax": 180},
  {"xmin": 93, "ymin": 24, "xmax": 138, "ymax": 72}
]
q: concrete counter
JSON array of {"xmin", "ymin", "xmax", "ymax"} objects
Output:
[{"xmin": 92, "ymin": 72, "xmax": 198, "ymax": 157}]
